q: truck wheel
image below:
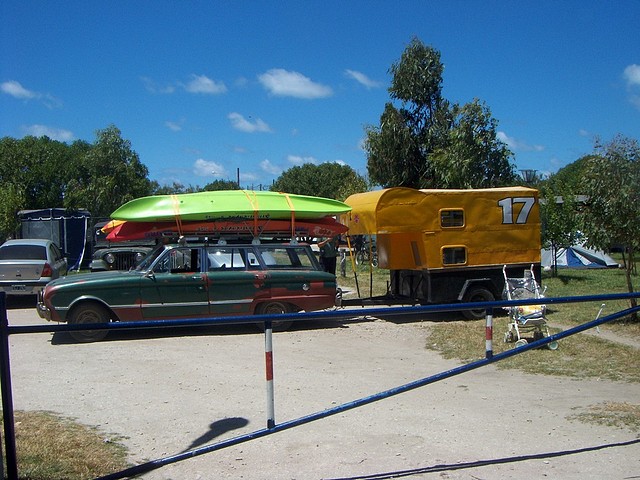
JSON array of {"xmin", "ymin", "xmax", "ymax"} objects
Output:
[
  {"xmin": 255, "ymin": 301, "xmax": 293, "ymax": 332},
  {"xmin": 462, "ymin": 287, "xmax": 494, "ymax": 320},
  {"xmin": 69, "ymin": 303, "xmax": 110, "ymax": 342}
]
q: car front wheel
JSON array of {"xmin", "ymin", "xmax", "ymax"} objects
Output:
[{"xmin": 69, "ymin": 303, "xmax": 111, "ymax": 342}]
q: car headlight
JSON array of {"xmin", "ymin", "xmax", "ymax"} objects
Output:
[{"xmin": 105, "ymin": 253, "xmax": 116, "ymax": 264}]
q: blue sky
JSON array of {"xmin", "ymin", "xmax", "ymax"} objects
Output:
[{"xmin": 2, "ymin": 1, "xmax": 639, "ymax": 190}]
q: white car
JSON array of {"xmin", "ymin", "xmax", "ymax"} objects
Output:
[{"xmin": 0, "ymin": 239, "xmax": 68, "ymax": 296}]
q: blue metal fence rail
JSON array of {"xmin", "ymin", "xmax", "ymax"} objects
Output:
[{"xmin": 1, "ymin": 291, "xmax": 639, "ymax": 479}]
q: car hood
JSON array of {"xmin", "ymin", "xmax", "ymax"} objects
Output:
[{"xmin": 48, "ymin": 270, "xmax": 144, "ymax": 287}]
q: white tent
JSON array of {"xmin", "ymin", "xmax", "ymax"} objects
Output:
[{"xmin": 542, "ymin": 244, "xmax": 619, "ymax": 269}]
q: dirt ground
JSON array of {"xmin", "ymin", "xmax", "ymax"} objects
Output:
[{"xmin": 4, "ymin": 303, "xmax": 640, "ymax": 480}]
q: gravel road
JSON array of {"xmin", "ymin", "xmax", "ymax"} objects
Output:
[{"xmin": 4, "ymin": 303, "xmax": 640, "ymax": 479}]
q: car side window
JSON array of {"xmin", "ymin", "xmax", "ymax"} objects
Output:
[
  {"xmin": 206, "ymin": 247, "xmax": 248, "ymax": 271},
  {"xmin": 257, "ymin": 247, "xmax": 310, "ymax": 269},
  {"xmin": 154, "ymin": 248, "xmax": 200, "ymax": 274}
]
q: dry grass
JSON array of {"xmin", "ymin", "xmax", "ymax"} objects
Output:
[
  {"xmin": 2, "ymin": 410, "xmax": 129, "ymax": 480},
  {"xmin": 567, "ymin": 402, "xmax": 640, "ymax": 432}
]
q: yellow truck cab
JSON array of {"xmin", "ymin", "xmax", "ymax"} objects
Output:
[{"xmin": 342, "ymin": 187, "xmax": 541, "ymax": 318}]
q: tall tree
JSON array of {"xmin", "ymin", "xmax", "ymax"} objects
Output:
[
  {"xmin": 580, "ymin": 134, "xmax": 639, "ymax": 319},
  {"xmin": 365, "ymin": 38, "xmax": 514, "ymax": 189},
  {"xmin": 365, "ymin": 38, "xmax": 449, "ymax": 188},
  {"xmin": 271, "ymin": 163, "xmax": 367, "ymax": 200},
  {"xmin": 432, "ymin": 99, "xmax": 516, "ymax": 188},
  {"xmin": 64, "ymin": 125, "xmax": 153, "ymax": 218},
  {"xmin": 0, "ymin": 183, "xmax": 25, "ymax": 240}
]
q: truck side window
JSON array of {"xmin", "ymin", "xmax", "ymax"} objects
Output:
[
  {"xmin": 442, "ymin": 246, "xmax": 466, "ymax": 265},
  {"xmin": 440, "ymin": 209, "xmax": 464, "ymax": 228}
]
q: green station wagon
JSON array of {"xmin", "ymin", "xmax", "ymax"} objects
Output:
[{"xmin": 37, "ymin": 241, "xmax": 339, "ymax": 342}]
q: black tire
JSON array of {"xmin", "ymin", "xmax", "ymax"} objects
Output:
[
  {"xmin": 461, "ymin": 287, "xmax": 494, "ymax": 320},
  {"xmin": 255, "ymin": 301, "xmax": 293, "ymax": 332},
  {"xmin": 69, "ymin": 303, "xmax": 111, "ymax": 342}
]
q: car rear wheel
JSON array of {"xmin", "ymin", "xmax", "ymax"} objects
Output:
[
  {"xmin": 255, "ymin": 301, "xmax": 293, "ymax": 332},
  {"xmin": 69, "ymin": 303, "xmax": 111, "ymax": 342}
]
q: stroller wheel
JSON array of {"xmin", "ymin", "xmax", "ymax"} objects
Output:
[
  {"xmin": 514, "ymin": 339, "xmax": 528, "ymax": 348},
  {"xmin": 547, "ymin": 340, "xmax": 559, "ymax": 350}
]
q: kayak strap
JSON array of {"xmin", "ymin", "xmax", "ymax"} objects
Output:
[
  {"xmin": 241, "ymin": 190, "xmax": 260, "ymax": 237},
  {"xmin": 282, "ymin": 193, "xmax": 296, "ymax": 238},
  {"xmin": 171, "ymin": 194, "xmax": 184, "ymax": 237}
]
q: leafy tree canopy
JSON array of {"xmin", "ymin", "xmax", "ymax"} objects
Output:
[
  {"xmin": 365, "ymin": 37, "xmax": 515, "ymax": 189},
  {"xmin": 150, "ymin": 181, "xmax": 203, "ymax": 195},
  {"xmin": 271, "ymin": 163, "xmax": 368, "ymax": 201},
  {"xmin": 63, "ymin": 125, "xmax": 153, "ymax": 218},
  {"xmin": 203, "ymin": 179, "xmax": 241, "ymax": 191},
  {"xmin": 580, "ymin": 134, "xmax": 639, "ymax": 316},
  {"xmin": 0, "ymin": 126, "xmax": 154, "ymax": 239},
  {"xmin": 546, "ymin": 155, "xmax": 597, "ymax": 193}
]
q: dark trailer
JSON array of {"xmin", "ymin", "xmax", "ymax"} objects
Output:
[{"xmin": 18, "ymin": 208, "xmax": 90, "ymax": 271}]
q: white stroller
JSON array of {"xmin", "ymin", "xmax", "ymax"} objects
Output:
[{"xmin": 503, "ymin": 265, "xmax": 558, "ymax": 350}]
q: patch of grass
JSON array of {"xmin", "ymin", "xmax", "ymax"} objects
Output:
[
  {"xmin": 2, "ymin": 410, "xmax": 129, "ymax": 480},
  {"xmin": 426, "ymin": 317, "xmax": 640, "ymax": 383},
  {"xmin": 542, "ymin": 267, "xmax": 640, "ymax": 338},
  {"xmin": 567, "ymin": 402, "xmax": 640, "ymax": 432}
]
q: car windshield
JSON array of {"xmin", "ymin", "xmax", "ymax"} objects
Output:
[
  {"xmin": 0, "ymin": 245, "xmax": 47, "ymax": 260},
  {"xmin": 133, "ymin": 245, "xmax": 166, "ymax": 271}
]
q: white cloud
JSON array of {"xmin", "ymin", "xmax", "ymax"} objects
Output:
[
  {"xmin": 193, "ymin": 158, "xmax": 227, "ymax": 177},
  {"xmin": 143, "ymin": 74, "xmax": 227, "ymax": 95},
  {"xmin": 1, "ymin": 80, "xmax": 37, "ymax": 99},
  {"xmin": 1, "ymin": 80, "xmax": 61, "ymax": 108},
  {"xmin": 258, "ymin": 69, "xmax": 333, "ymax": 99},
  {"xmin": 21, "ymin": 124, "xmax": 74, "ymax": 142},
  {"xmin": 623, "ymin": 65, "xmax": 640, "ymax": 111},
  {"xmin": 228, "ymin": 112, "xmax": 272, "ymax": 133},
  {"xmin": 260, "ymin": 159, "xmax": 282, "ymax": 175},
  {"xmin": 182, "ymin": 74, "xmax": 227, "ymax": 95},
  {"xmin": 287, "ymin": 154, "xmax": 319, "ymax": 165},
  {"xmin": 141, "ymin": 76, "xmax": 175, "ymax": 94},
  {"xmin": 497, "ymin": 131, "xmax": 544, "ymax": 152},
  {"xmin": 623, "ymin": 64, "xmax": 640, "ymax": 87},
  {"xmin": 344, "ymin": 69, "xmax": 381, "ymax": 89},
  {"xmin": 164, "ymin": 120, "xmax": 183, "ymax": 132}
]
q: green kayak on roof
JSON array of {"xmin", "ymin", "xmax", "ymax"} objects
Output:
[{"xmin": 111, "ymin": 190, "xmax": 352, "ymax": 222}]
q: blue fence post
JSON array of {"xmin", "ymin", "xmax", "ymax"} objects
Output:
[{"xmin": 0, "ymin": 292, "xmax": 18, "ymax": 479}]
